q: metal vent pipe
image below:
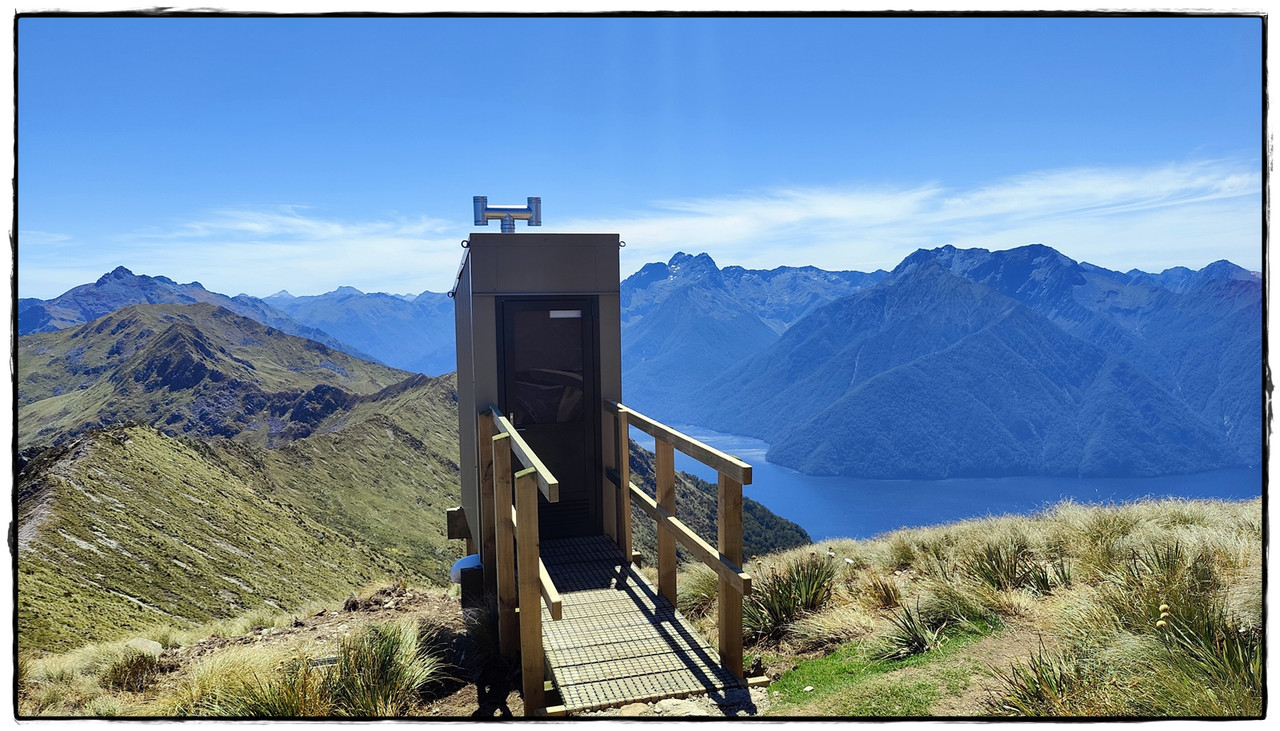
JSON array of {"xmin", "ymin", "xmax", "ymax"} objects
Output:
[{"xmin": 474, "ymin": 196, "xmax": 542, "ymax": 233}]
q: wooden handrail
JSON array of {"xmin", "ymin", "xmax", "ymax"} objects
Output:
[
  {"xmin": 629, "ymin": 484, "xmax": 751, "ymax": 594},
  {"xmin": 606, "ymin": 399, "xmax": 752, "ymax": 680},
  {"xmin": 605, "ymin": 401, "xmax": 752, "ymax": 485},
  {"xmin": 483, "ymin": 407, "xmax": 564, "ymax": 715},
  {"xmin": 489, "ymin": 409, "xmax": 560, "ymax": 502}
]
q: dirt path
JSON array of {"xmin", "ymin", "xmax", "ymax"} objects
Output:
[{"xmin": 928, "ymin": 618, "xmax": 1059, "ymax": 716}]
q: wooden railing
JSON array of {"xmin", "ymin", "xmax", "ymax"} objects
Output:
[
  {"xmin": 480, "ymin": 407, "xmax": 562, "ymax": 716},
  {"xmin": 603, "ymin": 401, "xmax": 753, "ymax": 680}
]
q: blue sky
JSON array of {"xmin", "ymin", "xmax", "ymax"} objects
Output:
[{"xmin": 16, "ymin": 14, "xmax": 1264, "ymax": 300}]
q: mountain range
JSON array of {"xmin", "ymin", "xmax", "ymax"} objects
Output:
[
  {"xmin": 15, "ymin": 301, "xmax": 466, "ymax": 649},
  {"xmin": 687, "ymin": 245, "xmax": 1261, "ymax": 478},
  {"xmin": 18, "ymin": 243, "xmax": 1261, "ymax": 482},
  {"xmin": 17, "ymin": 266, "xmax": 375, "ymax": 361},
  {"xmin": 264, "ymin": 287, "xmax": 456, "ymax": 375}
]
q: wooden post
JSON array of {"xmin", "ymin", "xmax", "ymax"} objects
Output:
[
  {"xmin": 717, "ymin": 472, "xmax": 745, "ymax": 680},
  {"xmin": 601, "ymin": 413, "xmax": 617, "ymax": 543},
  {"xmin": 617, "ymin": 409, "xmax": 633, "ymax": 563},
  {"xmin": 515, "ymin": 469, "xmax": 545, "ymax": 715},
  {"xmin": 492, "ymin": 432, "xmax": 517, "ymax": 660},
  {"xmin": 655, "ymin": 438, "xmax": 677, "ymax": 605},
  {"xmin": 478, "ymin": 414, "xmax": 497, "ymax": 594}
]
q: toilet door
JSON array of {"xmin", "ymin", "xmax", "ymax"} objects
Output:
[{"xmin": 498, "ymin": 297, "xmax": 601, "ymax": 538}]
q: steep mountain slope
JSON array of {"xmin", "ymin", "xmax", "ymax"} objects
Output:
[
  {"xmin": 18, "ymin": 266, "xmax": 369, "ymax": 360},
  {"xmin": 690, "ymin": 249, "xmax": 1258, "ymax": 479},
  {"xmin": 766, "ymin": 303, "xmax": 1234, "ymax": 478},
  {"xmin": 17, "ymin": 303, "xmax": 415, "ymax": 450},
  {"xmin": 265, "ymin": 287, "xmax": 456, "ymax": 375},
  {"xmin": 692, "ymin": 262, "xmax": 1021, "ymax": 442},
  {"xmin": 620, "ymin": 252, "xmax": 885, "ymax": 421},
  {"xmin": 897, "ymin": 245, "xmax": 1263, "ymax": 464}
]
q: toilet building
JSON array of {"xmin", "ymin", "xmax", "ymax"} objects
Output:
[{"xmin": 451, "ymin": 231, "xmax": 623, "ymax": 594}]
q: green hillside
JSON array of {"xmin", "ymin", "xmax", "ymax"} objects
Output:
[{"xmin": 15, "ymin": 423, "xmax": 450, "ymax": 652}]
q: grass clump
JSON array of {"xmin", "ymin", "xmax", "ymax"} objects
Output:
[
  {"xmin": 223, "ymin": 656, "xmax": 333, "ymax": 717},
  {"xmin": 326, "ymin": 619, "xmax": 442, "ymax": 716},
  {"xmin": 100, "ymin": 649, "xmax": 162, "ymax": 693},
  {"xmin": 987, "ymin": 644, "xmax": 1098, "ymax": 716},
  {"xmin": 1142, "ymin": 602, "xmax": 1263, "ymax": 716},
  {"xmin": 163, "ymin": 618, "xmax": 444, "ymax": 718},
  {"xmin": 877, "ymin": 602, "xmax": 946, "ymax": 660},
  {"xmin": 676, "ymin": 563, "xmax": 720, "ymax": 618},
  {"xmin": 861, "ymin": 573, "xmax": 902, "ymax": 609}
]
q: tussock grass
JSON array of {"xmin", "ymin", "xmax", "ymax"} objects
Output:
[
  {"xmin": 326, "ymin": 618, "xmax": 443, "ymax": 716},
  {"xmin": 859, "ymin": 572, "xmax": 902, "ymax": 609},
  {"xmin": 787, "ymin": 605, "xmax": 876, "ymax": 651},
  {"xmin": 101, "ymin": 650, "xmax": 162, "ymax": 692},
  {"xmin": 743, "ymin": 552, "xmax": 839, "ymax": 642},
  {"xmin": 160, "ymin": 618, "xmax": 445, "ymax": 718},
  {"xmin": 156, "ymin": 644, "xmax": 290, "ymax": 715}
]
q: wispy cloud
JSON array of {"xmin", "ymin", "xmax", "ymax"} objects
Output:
[
  {"xmin": 561, "ymin": 159, "xmax": 1262, "ymax": 276},
  {"xmin": 18, "ymin": 230, "xmax": 73, "ymax": 244},
  {"xmin": 17, "ymin": 159, "xmax": 1262, "ymax": 300},
  {"xmin": 107, "ymin": 207, "xmax": 465, "ymax": 297},
  {"xmin": 18, "ymin": 206, "xmax": 472, "ymax": 299}
]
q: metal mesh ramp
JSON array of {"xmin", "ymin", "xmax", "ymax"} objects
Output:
[{"xmin": 539, "ymin": 536, "xmax": 743, "ymax": 713}]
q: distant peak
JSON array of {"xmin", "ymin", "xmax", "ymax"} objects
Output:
[
  {"xmin": 330, "ymin": 286, "xmax": 365, "ymax": 297},
  {"xmin": 668, "ymin": 251, "xmax": 719, "ymax": 270},
  {"xmin": 96, "ymin": 266, "xmax": 136, "ymax": 284},
  {"xmin": 267, "ymin": 290, "xmax": 295, "ymax": 299},
  {"xmin": 1200, "ymin": 259, "xmax": 1247, "ymax": 276}
]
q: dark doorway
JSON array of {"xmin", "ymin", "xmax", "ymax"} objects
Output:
[{"xmin": 498, "ymin": 297, "xmax": 601, "ymax": 539}]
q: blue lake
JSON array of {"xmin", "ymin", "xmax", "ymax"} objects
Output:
[{"xmin": 634, "ymin": 425, "xmax": 1264, "ymax": 542}]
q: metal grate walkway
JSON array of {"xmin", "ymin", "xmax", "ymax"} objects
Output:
[{"xmin": 538, "ymin": 536, "xmax": 743, "ymax": 713}]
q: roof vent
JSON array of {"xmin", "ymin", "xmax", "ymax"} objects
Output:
[{"xmin": 473, "ymin": 196, "xmax": 542, "ymax": 233}]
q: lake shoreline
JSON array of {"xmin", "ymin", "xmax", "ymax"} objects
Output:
[{"xmin": 635, "ymin": 424, "xmax": 1263, "ymax": 542}]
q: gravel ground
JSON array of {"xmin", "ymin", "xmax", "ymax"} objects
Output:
[{"xmin": 576, "ymin": 686, "xmax": 771, "ymax": 718}]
